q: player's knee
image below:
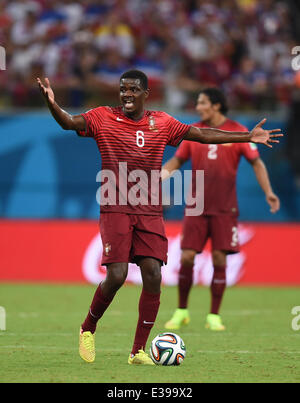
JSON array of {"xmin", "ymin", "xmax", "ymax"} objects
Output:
[
  {"xmin": 108, "ymin": 267, "xmax": 127, "ymax": 289},
  {"xmin": 212, "ymin": 250, "xmax": 226, "ymax": 267},
  {"xmin": 146, "ymin": 265, "xmax": 162, "ymax": 285},
  {"xmin": 181, "ymin": 250, "xmax": 196, "ymax": 268},
  {"xmin": 141, "ymin": 261, "xmax": 162, "ymax": 290}
]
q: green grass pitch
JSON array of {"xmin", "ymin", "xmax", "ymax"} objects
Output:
[{"xmin": 0, "ymin": 283, "xmax": 300, "ymax": 383}]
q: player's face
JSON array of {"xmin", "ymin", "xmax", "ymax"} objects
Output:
[
  {"xmin": 196, "ymin": 94, "xmax": 220, "ymax": 122},
  {"xmin": 119, "ymin": 78, "xmax": 149, "ymax": 118}
]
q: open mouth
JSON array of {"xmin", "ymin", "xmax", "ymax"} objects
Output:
[{"xmin": 123, "ymin": 99, "xmax": 135, "ymax": 109}]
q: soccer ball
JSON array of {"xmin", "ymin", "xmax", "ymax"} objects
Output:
[{"xmin": 149, "ymin": 332, "xmax": 186, "ymax": 365}]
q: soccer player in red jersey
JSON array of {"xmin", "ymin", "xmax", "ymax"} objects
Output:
[
  {"xmin": 37, "ymin": 71, "xmax": 282, "ymax": 364},
  {"xmin": 163, "ymin": 88, "xmax": 280, "ymax": 332}
]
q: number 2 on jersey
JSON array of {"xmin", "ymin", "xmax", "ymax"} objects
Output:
[
  {"xmin": 136, "ymin": 130, "xmax": 145, "ymax": 148},
  {"xmin": 208, "ymin": 144, "xmax": 218, "ymax": 159}
]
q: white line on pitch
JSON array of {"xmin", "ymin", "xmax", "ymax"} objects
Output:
[
  {"xmin": 0, "ymin": 345, "xmax": 125, "ymax": 351},
  {"xmin": 197, "ymin": 350, "xmax": 300, "ymax": 354}
]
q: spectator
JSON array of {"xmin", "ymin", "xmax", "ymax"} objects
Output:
[
  {"xmin": 286, "ymin": 72, "xmax": 300, "ymax": 189},
  {"xmin": 94, "ymin": 11, "xmax": 135, "ymax": 59},
  {"xmin": 231, "ymin": 56, "xmax": 270, "ymax": 109},
  {"xmin": 0, "ymin": 0, "xmax": 297, "ymax": 111}
]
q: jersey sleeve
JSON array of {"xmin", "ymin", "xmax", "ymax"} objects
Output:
[
  {"xmin": 76, "ymin": 107, "xmax": 105, "ymax": 138},
  {"xmin": 233, "ymin": 122, "xmax": 259, "ymax": 162},
  {"xmin": 165, "ymin": 114, "xmax": 191, "ymax": 147},
  {"xmin": 175, "ymin": 140, "xmax": 191, "ymax": 161},
  {"xmin": 240, "ymin": 142, "xmax": 260, "ymax": 161}
]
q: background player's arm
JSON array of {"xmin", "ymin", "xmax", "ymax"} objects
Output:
[
  {"xmin": 161, "ymin": 157, "xmax": 185, "ymax": 180},
  {"xmin": 37, "ymin": 77, "xmax": 85, "ymax": 132},
  {"xmin": 249, "ymin": 157, "xmax": 280, "ymax": 213},
  {"xmin": 185, "ymin": 119, "xmax": 283, "ymax": 148}
]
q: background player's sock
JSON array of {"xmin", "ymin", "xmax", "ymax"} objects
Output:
[
  {"xmin": 131, "ymin": 288, "xmax": 160, "ymax": 356},
  {"xmin": 210, "ymin": 265, "xmax": 226, "ymax": 314},
  {"xmin": 81, "ymin": 283, "xmax": 115, "ymax": 334},
  {"xmin": 178, "ymin": 264, "xmax": 193, "ymax": 309}
]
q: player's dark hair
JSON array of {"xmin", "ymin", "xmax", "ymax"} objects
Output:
[
  {"xmin": 200, "ymin": 87, "xmax": 229, "ymax": 115},
  {"xmin": 120, "ymin": 70, "xmax": 149, "ymax": 90}
]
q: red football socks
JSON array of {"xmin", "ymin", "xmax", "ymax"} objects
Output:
[
  {"xmin": 178, "ymin": 264, "xmax": 194, "ymax": 309},
  {"xmin": 131, "ymin": 288, "xmax": 161, "ymax": 356},
  {"xmin": 210, "ymin": 265, "xmax": 226, "ymax": 314},
  {"xmin": 81, "ymin": 283, "xmax": 115, "ymax": 334}
]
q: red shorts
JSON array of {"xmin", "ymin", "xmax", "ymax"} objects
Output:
[
  {"xmin": 100, "ymin": 213, "xmax": 168, "ymax": 265},
  {"xmin": 181, "ymin": 214, "xmax": 239, "ymax": 254}
]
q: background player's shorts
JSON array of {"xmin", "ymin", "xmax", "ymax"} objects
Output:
[
  {"xmin": 100, "ymin": 212, "xmax": 168, "ymax": 265},
  {"xmin": 181, "ymin": 214, "xmax": 239, "ymax": 254}
]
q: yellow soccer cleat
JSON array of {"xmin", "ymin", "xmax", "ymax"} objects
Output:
[
  {"xmin": 164, "ymin": 308, "xmax": 190, "ymax": 330},
  {"xmin": 205, "ymin": 313, "xmax": 226, "ymax": 331},
  {"xmin": 128, "ymin": 349, "xmax": 155, "ymax": 365},
  {"xmin": 79, "ymin": 327, "xmax": 96, "ymax": 363}
]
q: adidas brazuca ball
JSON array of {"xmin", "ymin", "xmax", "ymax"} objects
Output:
[{"xmin": 150, "ymin": 332, "xmax": 186, "ymax": 365}]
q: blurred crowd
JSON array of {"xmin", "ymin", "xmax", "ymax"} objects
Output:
[{"xmin": 0, "ymin": 0, "xmax": 299, "ymax": 111}]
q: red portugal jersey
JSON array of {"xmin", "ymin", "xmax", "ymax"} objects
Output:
[
  {"xmin": 175, "ymin": 119, "xmax": 259, "ymax": 216},
  {"xmin": 77, "ymin": 106, "xmax": 190, "ymax": 215}
]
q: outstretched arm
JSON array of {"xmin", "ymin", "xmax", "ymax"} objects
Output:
[
  {"xmin": 184, "ymin": 119, "xmax": 283, "ymax": 148},
  {"xmin": 161, "ymin": 156, "xmax": 185, "ymax": 180},
  {"xmin": 249, "ymin": 157, "xmax": 280, "ymax": 213},
  {"xmin": 37, "ymin": 77, "xmax": 85, "ymax": 131}
]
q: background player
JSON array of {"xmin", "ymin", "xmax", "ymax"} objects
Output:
[
  {"xmin": 37, "ymin": 71, "xmax": 282, "ymax": 365},
  {"xmin": 164, "ymin": 88, "xmax": 280, "ymax": 331}
]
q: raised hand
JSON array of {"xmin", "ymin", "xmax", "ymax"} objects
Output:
[
  {"xmin": 250, "ymin": 118, "xmax": 283, "ymax": 148},
  {"xmin": 37, "ymin": 77, "xmax": 55, "ymax": 105}
]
